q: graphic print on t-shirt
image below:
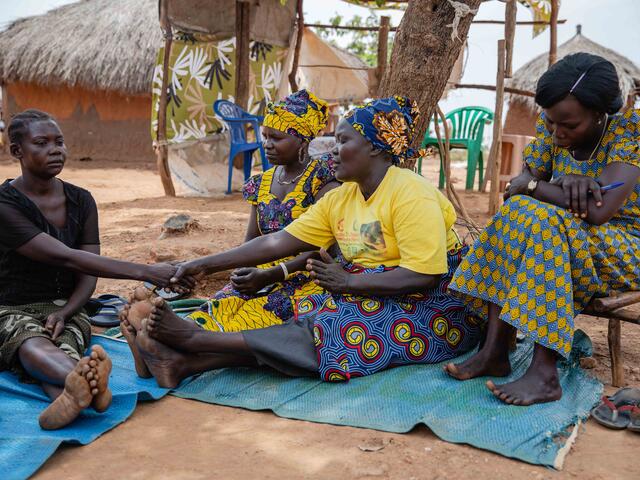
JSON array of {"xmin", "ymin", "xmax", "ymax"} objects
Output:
[
  {"xmin": 336, "ymin": 217, "xmax": 387, "ymax": 260},
  {"xmin": 360, "ymin": 221, "xmax": 386, "ymax": 252}
]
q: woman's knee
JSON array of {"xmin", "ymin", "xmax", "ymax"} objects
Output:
[{"xmin": 18, "ymin": 337, "xmax": 57, "ymax": 366}]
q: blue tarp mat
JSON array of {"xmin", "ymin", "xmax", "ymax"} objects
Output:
[
  {"xmin": 0, "ymin": 331, "xmax": 602, "ymax": 479},
  {"xmin": 0, "ymin": 336, "xmax": 169, "ymax": 480},
  {"xmin": 173, "ymin": 330, "xmax": 603, "ymax": 469}
]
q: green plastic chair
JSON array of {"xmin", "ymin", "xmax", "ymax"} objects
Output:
[{"xmin": 419, "ymin": 106, "xmax": 494, "ymax": 190}]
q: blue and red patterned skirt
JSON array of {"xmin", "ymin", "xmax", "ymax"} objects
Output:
[{"xmin": 293, "ymin": 247, "xmax": 483, "ymax": 381}]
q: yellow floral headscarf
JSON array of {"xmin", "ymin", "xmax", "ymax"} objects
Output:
[{"xmin": 263, "ymin": 90, "xmax": 329, "ymax": 141}]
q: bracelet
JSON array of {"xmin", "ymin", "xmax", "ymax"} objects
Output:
[{"xmin": 279, "ymin": 262, "xmax": 289, "ymax": 280}]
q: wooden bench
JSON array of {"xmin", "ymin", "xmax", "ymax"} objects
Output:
[{"xmin": 582, "ymin": 291, "xmax": 640, "ymax": 386}]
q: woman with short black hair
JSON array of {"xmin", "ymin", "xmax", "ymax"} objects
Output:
[
  {"xmin": 445, "ymin": 52, "xmax": 640, "ymax": 405},
  {"xmin": 0, "ymin": 110, "xmax": 182, "ymax": 429}
]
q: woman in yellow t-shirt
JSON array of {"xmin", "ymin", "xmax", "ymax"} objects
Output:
[{"xmin": 122, "ymin": 97, "xmax": 483, "ymax": 388}]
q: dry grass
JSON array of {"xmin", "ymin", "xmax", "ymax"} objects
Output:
[
  {"xmin": 0, "ymin": 0, "xmax": 160, "ymax": 96},
  {"xmin": 508, "ymin": 31, "xmax": 640, "ymax": 111}
]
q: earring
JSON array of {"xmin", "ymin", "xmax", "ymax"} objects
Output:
[{"xmin": 298, "ymin": 145, "xmax": 307, "ymax": 164}]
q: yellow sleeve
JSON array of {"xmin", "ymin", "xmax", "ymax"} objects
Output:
[
  {"xmin": 392, "ymin": 189, "xmax": 449, "ymax": 275},
  {"xmin": 523, "ymin": 113, "xmax": 553, "ymax": 176},
  {"xmin": 608, "ymin": 109, "xmax": 640, "ymax": 169},
  {"xmin": 284, "ymin": 191, "xmax": 336, "ymax": 248}
]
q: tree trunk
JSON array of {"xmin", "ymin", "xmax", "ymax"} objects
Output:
[{"xmin": 380, "ymin": 0, "xmax": 482, "ymax": 143}]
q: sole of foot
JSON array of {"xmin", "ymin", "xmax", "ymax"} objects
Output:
[
  {"xmin": 126, "ymin": 286, "xmax": 155, "ymax": 331},
  {"xmin": 87, "ymin": 345, "xmax": 113, "ymax": 412},
  {"xmin": 119, "ymin": 303, "xmax": 152, "ymax": 378},
  {"xmin": 39, "ymin": 358, "xmax": 93, "ymax": 430},
  {"xmin": 135, "ymin": 318, "xmax": 186, "ymax": 389}
]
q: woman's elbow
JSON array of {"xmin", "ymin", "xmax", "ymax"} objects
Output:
[
  {"xmin": 586, "ymin": 211, "xmax": 614, "ymax": 226},
  {"xmin": 426, "ymin": 274, "xmax": 441, "ymax": 290},
  {"xmin": 52, "ymin": 245, "xmax": 82, "ymax": 269},
  {"xmin": 415, "ymin": 273, "xmax": 440, "ymax": 291}
]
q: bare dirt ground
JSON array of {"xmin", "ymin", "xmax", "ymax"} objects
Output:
[{"xmin": 1, "ymin": 156, "xmax": 639, "ymax": 480}]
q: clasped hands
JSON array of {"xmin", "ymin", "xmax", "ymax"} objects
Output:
[
  {"xmin": 505, "ymin": 171, "xmax": 603, "ymax": 218},
  {"xmin": 306, "ymin": 249, "xmax": 351, "ymax": 294},
  {"xmin": 148, "ymin": 248, "xmax": 352, "ymax": 296}
]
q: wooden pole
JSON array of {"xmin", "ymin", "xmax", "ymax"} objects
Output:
[
  {"xmin": 488, "ymin": 40, "xmax": 506, "ymax": 215},
  {"xmin": 376, "ymin": 16, "xmax": 391, "ymax": 95},
  {"xmin": 548, "ymin": 0, "xmax": 559, "ymax": 67},
  {"xmin": 453, "ymin": 83, "xmax": 534, "ymax": 97},
  {"xmin": 434, "ymin": 107, "xmax": 481, "ymax": 238},
  {"xmin": 583, "ymin": 308, "xmax": 640, "ymax": 325},
  {"xmin": 288, "ymin": 0, "xmax": 304, "ymax": 92},
  {"xmin": 591, "ymin": 291, "xmax": 640, "ymax": 312},
  {"xmin": 608, "ymin": 319, "xmax": 625, "ymax": 386},
  {"xmin": 235, "ymin": 0, "xmax": 251, "ymax": 110},
  {"xmin": 303, "ymin": 19, "xmax": 566, "ymax": 31},
  {"xmin": 504, "ymin": 0, "xmax": 517, "ymax": 78},
  {"xmin": 156, "ymin": 0, "xmax": 176, "ymax": 197}
]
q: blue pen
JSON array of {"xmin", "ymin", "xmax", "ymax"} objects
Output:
[{"xmin": 600, "ymin": 181, "xmax": 624, "ymax": 192}]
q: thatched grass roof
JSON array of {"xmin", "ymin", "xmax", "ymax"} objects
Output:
[
  {"xmin": 508, "ymin": 28, "xmax": 640, "ymax": 111},
  {"xmin": 0, "ymin": 0, "xmax": 161, "ymax": 96}
]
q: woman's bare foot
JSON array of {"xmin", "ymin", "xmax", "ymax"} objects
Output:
[
  {"xmin": 135, "ymin": 318, "xmax": 189, "ymax": 389},
  {"xmin": 119, "ymin": 303, "xmax": 152, "ymax": 378},
  {"xmin": 146, "ymin": 297, "xmax": 202, "ymax": 351},
  {"xmin": 486, "ymin": 370, "xmax": 562, "ymax": 406},
  {"xmin": 86, "ymin": 345, "xmax": 113, "ymax": 412},
  {"xmin": 126, "ymin": 286, "xmax": 155, "ymax": 331},
  {"xmin": 486, "ymin": 344, "xmax": 562, "ymax": 406},
  {"xmin": 444, "ymin": 348, "xmax": 511, "ymax": 380},
  {"xmin": 38, "ymin": 358, "xmax": 93, "ymax": 430}
]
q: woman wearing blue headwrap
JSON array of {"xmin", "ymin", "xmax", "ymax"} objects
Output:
[{"xmin": 125, "ymin": 97, "xmax": 483, "ymax": 388}]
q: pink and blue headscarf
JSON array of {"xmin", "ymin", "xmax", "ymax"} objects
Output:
[{"xmin": 343, "ymin": 96, "xmax": 425, "ymax": 165}]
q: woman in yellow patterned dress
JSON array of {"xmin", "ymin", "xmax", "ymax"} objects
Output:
[
  {"xmin": 446, "ymin": 53, "xmax": 640, "ymax": 405},
  {"xmin": 188, "ymin": 90, "xmax": 339, "ymax": 332}
]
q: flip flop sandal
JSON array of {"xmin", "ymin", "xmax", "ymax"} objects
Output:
[
  {"xmin": 628, "ymin": 405, "xmax": 640, "ymax": 433},
  {"xmin": 95, "ymin": 294, "xmax": 127, "ymax": 306},
  {"xmin": 143, "ymin": 281, "xmax": 187, "ymax": 301},
  {"xmin": 85, "ymin": 294, "xmax": 127, "ymax": 315},
  {"xmin": 591, "ymin": 387, "xmax": 640, "ymax": 430},
  {"xmin": 89, "ymin": 304, "xmax": 121, "ymax": 327}
]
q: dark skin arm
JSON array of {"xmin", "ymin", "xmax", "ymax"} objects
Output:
[
  {"xmin": 306, "ymin": 249, "xmax": 440, "ymax": 296},
  {"xmin": 231, "ymin": 181, "xmax": 340, "ymax": 294},
  {"xmin": 243, "ymin": 205, "xmax": 261, "ymax": 242},
  {"xmin": 505, "ymin": 162, "xmax": 640, "ymax": 225},
  {"xmin": 175, "ymin": 232, "xmax": 438, "ymax": 296},
  {"xmin": 16, "ymin": 233, "xmax": 191, "ymax": 288},
  {"xmin": 45, "ymin": 244, "xmax": 99, "ymax": 340},
  {"xmin": 174, "ymin": 230, "xmax": 318, "ymax": 280}
]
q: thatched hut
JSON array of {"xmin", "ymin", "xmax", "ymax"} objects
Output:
[
  {"xmin": 504, "ymin": 26, "xmax": 640, "ymax": 136},
  {"xmin": 0, "ymin": 0, "xmax": 161, "ymax": 163}
]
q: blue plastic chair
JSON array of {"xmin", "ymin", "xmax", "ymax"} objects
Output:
[{"xmin": 213, "ymin": 99, "xmax": 269, "ymax": 194}]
